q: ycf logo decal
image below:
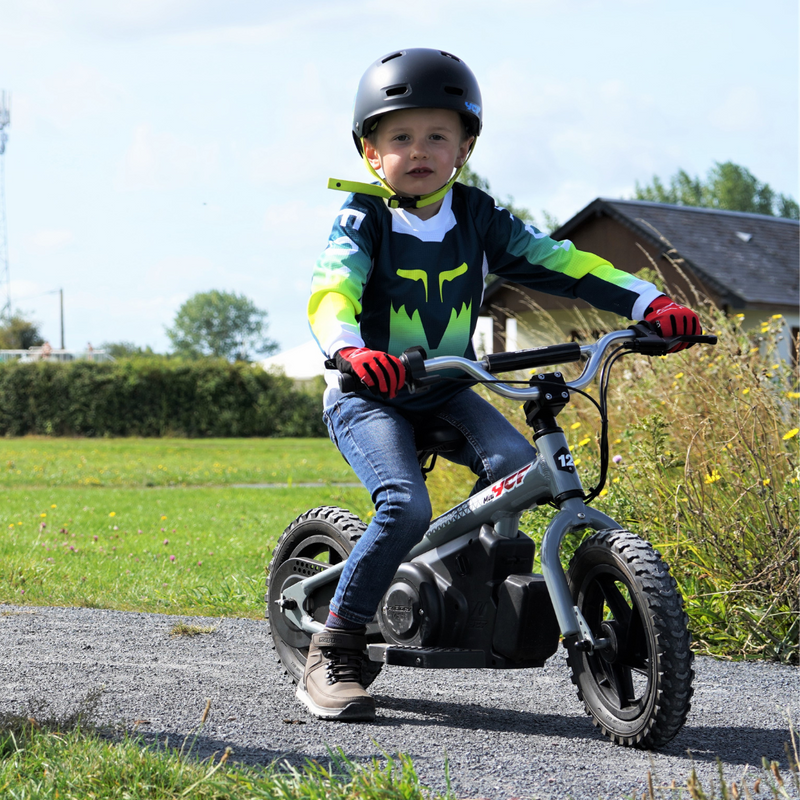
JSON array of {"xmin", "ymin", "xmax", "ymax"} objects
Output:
[
  {"xmin": 490, "ymin": 464, "xmax": 532, "ymax": 499},
  {"xmin": 554, "ymin": 447, "xmax": 575, "ymax": 473}
]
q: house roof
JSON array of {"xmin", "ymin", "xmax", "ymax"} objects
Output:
[{"xmin": 553, "ymin": 198, "xmax": 799, "ymax": 308}]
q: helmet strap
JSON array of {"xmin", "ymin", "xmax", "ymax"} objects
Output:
[{"xmin": 328, "ymin": 138, "xmax": 476, "ymax": 210}]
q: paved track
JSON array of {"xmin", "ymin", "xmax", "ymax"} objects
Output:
[{"xmin": 1, "ymin": 606, "xmax": 797, "ymax": 799}]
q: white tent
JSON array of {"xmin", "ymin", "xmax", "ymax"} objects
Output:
[{"xmin": 261, "ymin": 340, "xmax": 327, "ymax": 382}]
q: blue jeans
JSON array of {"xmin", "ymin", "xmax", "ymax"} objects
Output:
[{"xmin": 323, "ymin": 388, "xmax": 537, "ymax": 626}]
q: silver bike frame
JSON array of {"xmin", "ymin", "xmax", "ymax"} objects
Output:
[{"xmin": 280, "ymin": 330, "xmax": 636, "ymax": 645}]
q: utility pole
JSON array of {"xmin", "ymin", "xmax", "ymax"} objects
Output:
[{"xmin": 0, "ymin": 91, "xmax": 10, "ymax": 323}]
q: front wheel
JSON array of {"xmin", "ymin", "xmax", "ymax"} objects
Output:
[{"xmin": 565, "ymin": 529, "xmax": 693, "ymax": 748}]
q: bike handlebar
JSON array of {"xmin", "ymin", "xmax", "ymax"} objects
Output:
[{"xmin": 336, "ymin": 329, "xmax": 718, "ymax": 398}]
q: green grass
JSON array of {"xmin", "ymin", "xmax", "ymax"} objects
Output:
[
  {"xmin": 0, "ymin": 485, "xmax": 372, "ymax": 616},
  {"xmin": 0, "ymin": 436, "xmax": 373, "ymax": 616},
  {"xmin": 0, "ymin": 716, "xmax": 451, "ymax": 799},
  {"xmin": 0, "ymin": 437, "xmax": 357, "ymax": 488},
  {"xmin": 0, "ymin": 434, "xmax": 474, "ymax": 616}
]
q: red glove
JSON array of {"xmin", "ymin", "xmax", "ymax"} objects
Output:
[
  {"xmin": 643, "ymin": 296, "xmax": 701, "ymax": 352},
  {"xmin": 335, "ymin": 347, "xmax": 406, "ymax": 399}
]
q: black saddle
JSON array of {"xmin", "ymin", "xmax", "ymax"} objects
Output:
[{"xmin": 413, "ymin": 419, "xmax": 465, "ymax": 477}]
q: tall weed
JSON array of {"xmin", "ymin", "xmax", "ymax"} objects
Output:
[{"xmin": 595, "ymin": 306, "xmax": 798, "ymax": 663}]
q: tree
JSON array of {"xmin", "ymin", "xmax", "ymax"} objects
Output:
[
  {"xmin": 635, "ymin": 161, "xmax": 799, "ymax": 220},
  {"xmin": 98, "ymin": 341, "xmax": 160, "ymax": 359},
  {"xmin": 166, "ymin": 290, "xmax": 278, "ymax": 362},
  {"xmin": 0, "ymin": 312, "xmax": 45, "ymax": 350},
  {"xmin": 459, "ymin": 164, "xmax": 560, "ymax": 232}
]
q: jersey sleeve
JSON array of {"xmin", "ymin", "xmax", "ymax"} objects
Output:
[
  {"xmin": 308, "ymin": 197, "xmax": 377, "ymax": 357},
  {"xmin": 482, "ymin": 200, "xmax": 661, "ymax": 320}
]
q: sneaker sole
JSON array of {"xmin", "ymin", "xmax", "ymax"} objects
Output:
[{"xmin": 296, "ymin": 685, "xmax": 376, "ymax": 722}]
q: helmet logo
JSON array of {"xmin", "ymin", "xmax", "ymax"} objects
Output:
[{"xmin": 464, "ymin": 101, "xmax": 481, "ymax": 115}]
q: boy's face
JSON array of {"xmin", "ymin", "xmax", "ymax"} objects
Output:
[{"xmin": 363, "ymin": 108, "xmax": 473, "ymax": 201}]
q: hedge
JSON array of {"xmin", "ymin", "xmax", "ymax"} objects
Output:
[{"xmin": 0, "ymin": 359, "xmax": 327, "ymax": 437}]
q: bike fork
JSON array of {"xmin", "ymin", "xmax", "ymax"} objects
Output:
[{"xmin": 540, "ymin": 496, "xmax": 618, "ymax": 644}]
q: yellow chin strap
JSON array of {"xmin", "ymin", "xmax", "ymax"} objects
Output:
[{"xmin": 328, "ymin": 139, "xmax": 476, "ymax": 210}]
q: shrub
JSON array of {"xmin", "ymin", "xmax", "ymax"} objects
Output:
[
  {"xmin": 0, "ymin": 359, "xmax": 326, "ymax": 438},
  {"xmin": 427, "ymin": 302, "xmax": 798, "ymax": 663}
]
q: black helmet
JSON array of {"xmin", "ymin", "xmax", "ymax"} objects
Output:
[{"xmin": 352, "ymin": 48, "xmax": 482, "ymax": 155}]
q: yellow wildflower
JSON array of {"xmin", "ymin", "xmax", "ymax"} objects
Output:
[
  {"xmin": 570, "ymin": 422, "xmax": 582, "ymax": 430},
  {"xmin": 578, "ymin": 437, "xmax": 591, "ymax": 447},
  {"xmin": 782, "ymin": 428, "xmax": 799, "ymax": 440},
  {"xmin": 40, "ymin": 513, "xmax": 46, "ymax": 518},
  {"xmin": 704, "ymin": 470, "xmax": 722, "ymax": 484},
  {"xmin": 742, "ymin": 388, "xmax": 750, "ymax": 395},
  {"xmin": 109, "ymin": 511, "xmax": 116, "ymax": 517},
  {"xmin": 674, "ymin": 372, "xmax": 684, "ymax": 380},
  {"xmin": 50, "ymin": 504, "xmax": 57, "ymax": 509}
]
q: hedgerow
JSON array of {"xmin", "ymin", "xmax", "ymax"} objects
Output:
[{"xmin": 0, "ymin": 359, "xmax": 326, "ymax": 438}]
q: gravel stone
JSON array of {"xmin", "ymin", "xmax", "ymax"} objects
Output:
[{"xmin": 1, "ymin": 605, "xmax": 797, "ymax": 799}]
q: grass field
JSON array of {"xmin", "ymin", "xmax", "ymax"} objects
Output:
[
  {"xmin": 0, "ymin": 437, "xmax": 373, "ymax": 616},
  {"xmin": 0, "ymin": 437, "xmax": 358, "ymax": 488}
]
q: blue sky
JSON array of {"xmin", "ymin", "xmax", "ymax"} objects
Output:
[{"xmin": 1, "ymin": 0, "xmax": 797, "ymax": 354}]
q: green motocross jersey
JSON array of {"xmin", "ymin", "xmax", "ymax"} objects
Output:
[{"xmin": 309, "ymin": 183, "xmax": 661, "ymax": 412}]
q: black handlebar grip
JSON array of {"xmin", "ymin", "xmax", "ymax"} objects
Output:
[
  {"xmin": 339, "ymin": 373, "xmax": 363, "ymax": 393},
  {"xmin": 681, "ymin": 334, "xmax": 718, "ymax": 345},
  {"xmin": 484, "ymin": 342, "xmax": 582, "ymax": 374}
]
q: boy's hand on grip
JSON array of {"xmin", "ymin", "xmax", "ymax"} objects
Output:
[
  {"xmin": 335, "ymin": 347, "xmax": 406, "ymax": 399},
  {"xmin": 643, "ymin": 296, "xmax": 701, "ymax": 352}
]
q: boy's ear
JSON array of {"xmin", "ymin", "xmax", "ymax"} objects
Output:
[
  {"xmin": 363, "ymin": 138, "xmax": 383, "ymax": 171},
  {"xmin": 455, "ymin": 136, "xmax": 475, "ymax": 168}
]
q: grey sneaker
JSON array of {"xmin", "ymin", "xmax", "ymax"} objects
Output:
[{"xmin": 296, "ymin": 628, "xmax": 376, "ymax": 721}]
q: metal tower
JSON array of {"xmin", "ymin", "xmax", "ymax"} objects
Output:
[{"xmin": 0, "ymin": 91, "xmax": 10, "ymax": 322}]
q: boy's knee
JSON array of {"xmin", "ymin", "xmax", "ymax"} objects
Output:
[{"xmin": 376, "ymin": 481, "xmax": 431, "ymax": 531}]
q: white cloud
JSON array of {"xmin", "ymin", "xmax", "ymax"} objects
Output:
[
  {"xmin": 708, "ymin": 86, "xmax": 765, "ymax": 133},
  {"xmin": 39, "ymin": 63, "xmax": 124, "ymax": 127},
  {"xmin": 263, "ymin": 199, "xmax": 335, "ymax": 238},
  {"xmin": 24, "ymin": 229, "xmax": 75, "ymax": 253},
  {"xmin": 116, "ymin": 124, "xmax": 219, "ymax": 190},
  {"xmin": 142, "ymin": 255, "xmax": 219, "ymax": 287}
]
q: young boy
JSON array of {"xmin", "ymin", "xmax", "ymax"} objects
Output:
[{"xmin": 304, "ymin": 48, "xmax": 700, "ymax": 721}]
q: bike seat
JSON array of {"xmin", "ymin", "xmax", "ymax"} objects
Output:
[{"xmin": 414, "ymin": 419, "xmax": 465, "ymax": 455}]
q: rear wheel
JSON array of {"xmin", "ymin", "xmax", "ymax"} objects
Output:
[
  {"xmin": 266, "ymin": 506, "xmax": 383, "ymax": 687},
  {"xmin": 565, "ymin": 529, "xmax": 693, "ymax": 748}
]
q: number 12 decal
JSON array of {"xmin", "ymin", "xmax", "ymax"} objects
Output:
[{"xmin": 554, "ymin": 447, "xmax": 575, "ymax": 473}]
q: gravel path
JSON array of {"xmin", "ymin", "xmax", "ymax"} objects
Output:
[{"xmin": 1, "ymin": 605, "xmax": 797, "ymax": 800}]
